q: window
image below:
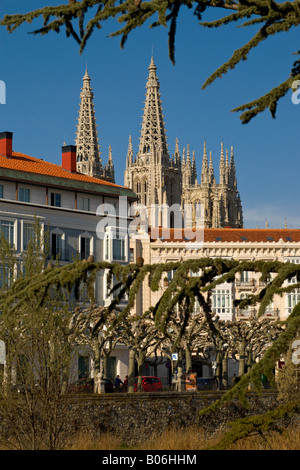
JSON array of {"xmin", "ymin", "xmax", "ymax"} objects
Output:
[
  {"xmin": 0, "ymin": 264, "xmax": 13, "ymax": 289},
  {"xmin": 50, "ymin": 192, "xmax": 61, "ymax": 207},
  {"xmin": 78, "ymin": 196, "xmax": 90, "ymax": 211},
  {"xmin": 23, "ymin": 222, "xmax": 35, "ymax": 250},
  {"xmin": 104, "ymin": 228, "xmax": 128, "ymax": 263},
  {"xmin": 112, "ymin": 235, "xmax": 126, "ymax": 261},
  {"xmin": 0, "ymin": 184, "xmax": 3, "ymax": 199},
  {"xmin": 52, "ymin": 233, "xmax": 62, "ymax": 258},
  {"xmin": 129, "ymin": 248, "xmax": 134, "ymax": 263},
  {"xmin": 285, "ymin": 258, "xmax": 300, "ymax": 316},
  {"xmin": 0, "ymin": 220, "xmax": 14, "ymax": 245},
  {"xmin": 80, "ymin": 236, "xmax": 91, "ymax": 260},
  {"xmin": 240, "ymin": 271, "xmax": 249, "ymax": 283},
  {"xmin": 212, "ymin": 288, "xmax": 233, "ymax": 316},
  {"xmin": 51, "ymin": 232, "xmax": 68, "ymax": 261},
  {"xmin": 19, "ymin": 188, "xmax": 30, "ymax": 203}
]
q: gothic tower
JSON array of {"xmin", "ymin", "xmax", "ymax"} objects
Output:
[
  {"xmin": 125, "ymin": 58, "xmax": 243, "ymax": 229},
  {"xmin": 76, "ymin": 69, "xmax": 115, "ymax": 183},
  {"xmin": 124, "ymin": 57, "xmax": 181, "ymax": 226}
]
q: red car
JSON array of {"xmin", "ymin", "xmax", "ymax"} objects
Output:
[{"xmin": 134, "ymin": 376, "xmax": 163, "ymax": 392}]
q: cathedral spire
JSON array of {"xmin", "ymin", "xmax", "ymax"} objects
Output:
[
  {"xmin": 201, "ymin": 141, "xmax": 209, "ymax": 184},
  {"xmin": 75, "ymin": 69, "xmax": 115, "ymax": 182},
  {"xmin": 75, "ymin": 68, "xmax": 102, "ymax": 178},
  {"xmin": 192, "ymin": 150, "xmax": 197, "ymax": 184},
  {"xmin": 106, "ymin": 145, "xmax": 115, "ymax": 182},
  {"xmin": 126, "ymin": 135, "xmax": 133, "ymax": 167},
  {"xmin": 219, "ymin": 142, "xmax": 226, "ymax": 185},
  {"xmin": 225, "ymin": 148, "xmax": 230, "ymax": 185},
  {"xmin": 230, "ymin": 145, "xmax": 237, "ymax": 189},
  {"xmin": 138, "ymin": 57, "xmax": 169, "ymax": 160},
  {"xmin": 173, "ymin": 137, "xmax": 181, "ymax": 166},
  {"xmin": 209, "ymin": 150, "xmax": 215, "ymax": 184}
]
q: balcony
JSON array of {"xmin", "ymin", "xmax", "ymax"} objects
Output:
[
  {"xmin": 235, "ymin": 279, "xmax": 256, "ymax": 289},
  {"xmin": 263, "ymin": 308, "xmax": 280, "ymax": 319},
  {"xmin": 235, "ymin": 308, "xmax": 255, "ymax": 320},
  {"xmin": 235, "ymin": 307, "xmax": 280, "ymax": 320}
]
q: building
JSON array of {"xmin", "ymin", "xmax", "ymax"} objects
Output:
[
  {"xmin": 124, "ymin": 57, "xmax": 243, "ymax": 229},
  {"xmin": 129, "ymin": 226, "xmax": 300, "ymax": 383},
  {"xmin": 0, "ymin": 131, "xmax": 136, "ymax": 382}
]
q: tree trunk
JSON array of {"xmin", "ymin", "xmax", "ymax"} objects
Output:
[
  {"xmin": 216, "ymin": 350, "xmax": 223, "ymax": 389},
  {"xmin": 127, "ymin": 349, "xmax": 135, "ymax": 393},
  {"xmin": 185, "ymin": 346, "xmax": 192, "ymax": 373},
  {"xmin": 137, "ymin": 352, "xmax": 145, "ymax": 392},
  {"xmin": 177, "ymin": 350, "xmax": 183, "ymax": 392},
  {"xmin": 222, "ymin": 355, "xmax": 228, "ymax": 388},
  {"xmin": 239, "ymin": 341, "xmax": 246, "ymax": 376}
]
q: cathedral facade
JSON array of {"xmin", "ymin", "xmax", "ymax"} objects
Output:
[{"xmin": 124, "ymin": 58, "xmax": 243, "ymax": 229}]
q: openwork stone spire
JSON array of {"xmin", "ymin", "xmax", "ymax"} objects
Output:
[
  {"xmin": 138, "ymin": 56, "xmax": 169, "ymax": 161},
  {"xmin": 75, "ymin": 69, "xmax": 115, "ymax": 182},
  {"xmin": 76, "ymin": 68, "xmax": 102, "ymax": 178}
]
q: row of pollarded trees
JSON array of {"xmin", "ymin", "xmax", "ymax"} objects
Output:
[{"xmin": 72, "ymin": 284, "xmax": 284, "ymax": 392}]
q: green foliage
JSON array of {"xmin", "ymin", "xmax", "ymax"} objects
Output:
[
  {"xmin": 206, "ymin": 400, "xmax": 300, "ymax": 450},
  {"xmin": 1, "ymin": 0, "xmax": 300, "ymax": 122}
]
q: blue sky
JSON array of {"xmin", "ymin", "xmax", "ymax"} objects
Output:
[{"xmin": 0, "ymin": 0, "xmax": 299, "ymax": 229}]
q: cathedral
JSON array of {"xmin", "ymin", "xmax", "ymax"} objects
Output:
[
  {"xmin": 75, "ymin": 58, "xmax": 243, "ymax": 228},
  {"xmin": 124, "ymin": 57, "xmax": 243, "ymax": 229}
]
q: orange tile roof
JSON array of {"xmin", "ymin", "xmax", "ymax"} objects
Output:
[
  {"xmin": 0, "ymin": 151, "xmax": 126, "ymax": 189},
  {"xmin": 150, "ymin": 228, "xmax": 300, "ymax": 243}
]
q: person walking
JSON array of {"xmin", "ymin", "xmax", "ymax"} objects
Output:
[{"xmin": 114, "ymin": 375, "xmax": 123, "ymax": 392}]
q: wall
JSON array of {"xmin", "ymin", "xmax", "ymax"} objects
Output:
[{"xmin": 66, "ymin": 390, "xmax": 283, "ymax": 446}]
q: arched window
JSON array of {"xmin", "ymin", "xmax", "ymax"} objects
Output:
[
  {"xmin": 134, "ymin": 179, "xmax": 141, "ymax": 202},
  {"xmin": 142, "ymin": 178, "xmax": 147, "ymax": 206}
]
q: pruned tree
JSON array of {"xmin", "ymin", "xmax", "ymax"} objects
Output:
[
  {"xmin": 117, "ymin": 310, "xmax": 165, "ymax": 392},
  {"xmin": 227, "ymin": 318, "xmax": 284, "ymax": 377},
  {"xmin": 1, "ymin": 1, "xmax": 299, "ymax": 123}
]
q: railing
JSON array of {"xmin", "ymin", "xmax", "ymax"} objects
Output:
[
  {"xmin": 263, "ymin": 308, "xmax": 280, "ymax": 318},
  {"xmin": 235, "ymin": 308, "xmax": 256, "ymax": 319},
  {"xmin": 235, "ymin": 308, "xmax": 280, "ymax": 319},
  {"xmin": 235, "ymin": 279, "xmax": 256, "ymax": 287}
]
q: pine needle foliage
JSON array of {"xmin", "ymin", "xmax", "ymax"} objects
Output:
[{"xmin": 1, "ymin": 0, "xmax": 300, "ymax": 122}]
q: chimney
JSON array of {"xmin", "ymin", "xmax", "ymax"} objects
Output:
[
  {"xmin": 0, "ymin": 132, "xmax": 13, "ymax": 158},
  {"xmin": 62, "ymin": 145, "xmax": 77, "ymax": 173}
]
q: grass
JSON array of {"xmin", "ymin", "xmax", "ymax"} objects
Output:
[{"xmin": 66, "ymin": 423, "xmax": 300, "ymax": 450}]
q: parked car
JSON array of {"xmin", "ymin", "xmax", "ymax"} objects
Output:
[
  {"xmin": 134, "ymin": 376, "xmax": 163, "ymax": 392},
  {"xmin": 68, "ymin": 377, "xmax": 115, "ymax": 393},
  {"xmin": 196, "ymin": 377, "xmax": 216, "ymax": 391}
]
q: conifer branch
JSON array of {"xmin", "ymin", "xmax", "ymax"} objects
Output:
[{"xmin": 1, "ymin": 0, "xmax": 300, "ymax": 121}]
